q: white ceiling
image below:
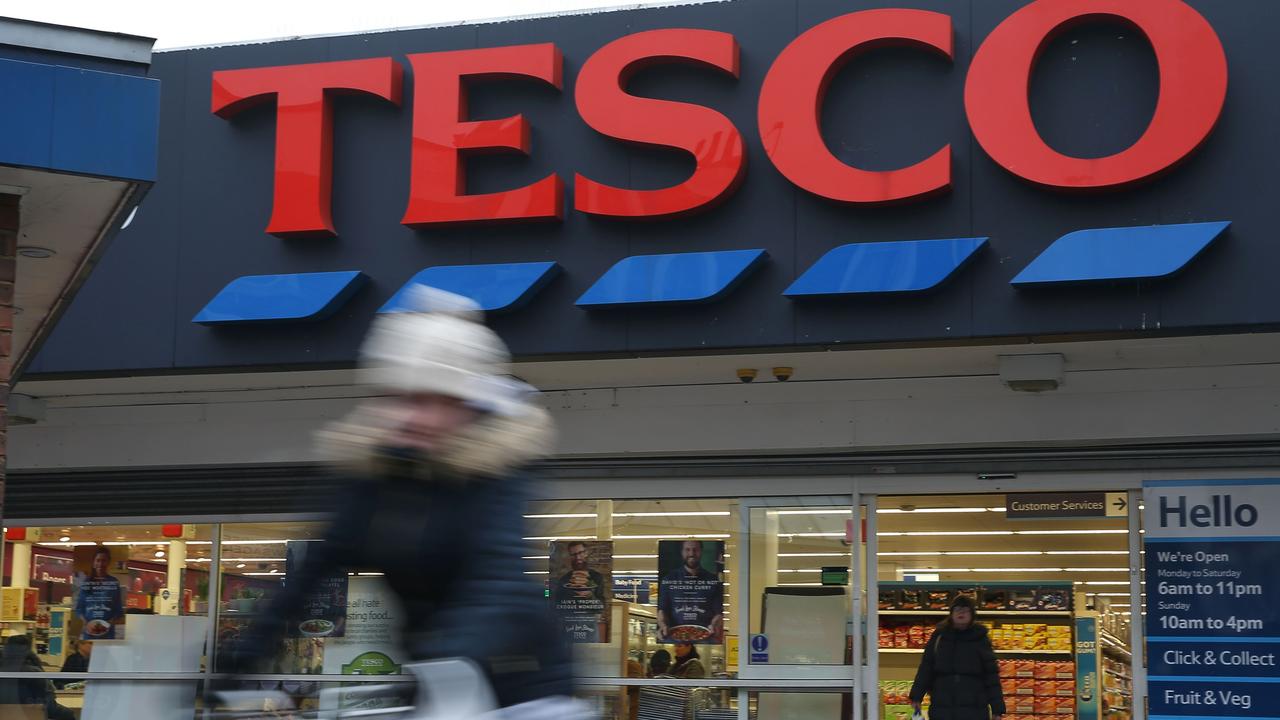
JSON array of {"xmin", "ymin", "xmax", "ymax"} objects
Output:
[{"xmin": 0, "ymin": 166, "xmax": 133, "ymax": 375}]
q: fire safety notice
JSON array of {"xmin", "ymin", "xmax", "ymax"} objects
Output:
[{"xmin": 1144, "ymin": 480, "xmax": 1280, "ymax": 719}]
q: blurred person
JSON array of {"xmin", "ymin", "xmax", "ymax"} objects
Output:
[
  {"xmin": 670, "ymin": 643, "xmax": 705, "ymax": 679},
  {"xmin": 647, "ymin": 649, "xmax": 673, "ymax": 678},
  {"xmin": 910, "ymin": 595, "xmax": 1005, "ymax": 720},
  {"xmin": 0, "ymin": 635, "xmax": 75, "ymax": 720},
  {"xmin": 55, "ymin": 639, "xmax": 91, "ymax": 689},
  {"xmin": 225, "ymin": 286, "xmax": 585, "ymax": 718}
]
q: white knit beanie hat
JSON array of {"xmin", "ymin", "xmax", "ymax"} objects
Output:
[{"xmin": 359, "ymin": 285, "xmax": 519, "ymax": 412}]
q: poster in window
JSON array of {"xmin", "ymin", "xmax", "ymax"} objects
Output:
[
  {"xmin": 285, "ymin": 540, "xmax": 348, "ymax": 638},
  {"xmin": 549, "ymin": 540, "xmax": 613, "ymax": 643},
  {"xmin": 72, "ymin": 545, "xmax": 129, "ymax": 640},
  {"xmin": 658, "ymin": 540, "xmax": 725, "ymax": 644}
]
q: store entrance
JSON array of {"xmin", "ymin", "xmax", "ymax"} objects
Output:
[{"xmin": 868, "ymin": 492, "xmax": 1136, "ymax": 720}]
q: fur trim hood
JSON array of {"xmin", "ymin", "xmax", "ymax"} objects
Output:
[{"xmin": 315, "ymin": 398, "xmax": 556, "ymax": 480}]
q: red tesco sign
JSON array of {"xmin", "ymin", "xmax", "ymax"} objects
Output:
[{"xmin": 212, "ymin": 0, "xmax": 1227, "ymax": 239}]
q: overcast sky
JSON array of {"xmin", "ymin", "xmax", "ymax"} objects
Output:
[{"xmin": 10, "ymin": 0, "xmax": 715, "ymax": 50}]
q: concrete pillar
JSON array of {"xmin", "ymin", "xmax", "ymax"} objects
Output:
[
  {"xmin": 161, "ymin": 540, "xmax": 186, "ymax": 615},
  {"xmin": 10, "ymin": 540, "xmax": 30, "ymax": 589},
  {"xmin": 596, "ymin": 499, "xmax": 614, "ymax": 541}
]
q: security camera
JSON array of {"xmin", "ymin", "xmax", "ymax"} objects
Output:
[
  {"xmin": 772, "ymin": 367, "xmax": 793, "ymax": 381},
  {"xmin": 737, "ymin": 368, "xmax": 758, "ymax": 383}
]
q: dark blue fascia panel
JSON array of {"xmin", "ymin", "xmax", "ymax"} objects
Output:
[
  {"xmin": 1012, "ymin": 222, "xmax": 1231, "ymax": 286},
  {"xmin": 379, "ymin": 262, "xmax": 559, "ymax": 314},
  {"xmin": 0, "ymin": 59, "xmax": 55, "ymax": 170},
  {"xmin": 0, "ymin": 57, "xmax": 159, "ymax": 181},
  {"xmin": 194, "ymin": 271, "xmax": 367, "ymax": 324},
  {"xmin": 786, "ymin": 238, "xmax": 987, "ymax": 297},
  {"xmin": 577, "ymin": 249, "xmax": 767, "ymax": 307}
]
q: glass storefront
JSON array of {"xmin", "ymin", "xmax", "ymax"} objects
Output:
[{"xmin": 0, "ymin": 483, "xmax": 1153, "ymax": 719}]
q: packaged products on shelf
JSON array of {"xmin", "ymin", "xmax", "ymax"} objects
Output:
[{"xmin": 926, "ymin": 590, "xmax": 952, "ymax": 610}]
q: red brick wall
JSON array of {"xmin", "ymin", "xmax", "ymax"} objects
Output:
[{"xmin": 0, "ymin": 193, "xmax": 16, "ymax": 521}]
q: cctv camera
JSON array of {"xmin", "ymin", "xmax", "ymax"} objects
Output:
[
  {"xmin": 737, "ymin": 368, "xmax": 757, "ymax": 383},
  {"xmin": 772, "ymin": 367, "xmax": 793, "ymax": 381}
]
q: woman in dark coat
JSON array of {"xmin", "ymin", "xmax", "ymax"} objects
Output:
[
  {"xmin": 910, "ymin": 595, "xmax": 1005, "ymax": 720},
  {"xmin": 226, "ymin": 286, "xmax": 583, "ymax": 716}
]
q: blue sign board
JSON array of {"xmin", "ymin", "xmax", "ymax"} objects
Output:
[
  {"xmin": 749, "ymin": 633, "xmax": 769, "ymax": 664},
  {"xmin": 1144, "ymin": 480, "xmax": 1280, "ymax": 719},
  {"xmin": 1075, "ymin": 617, "xmax": 1101, "ymax": 720}
]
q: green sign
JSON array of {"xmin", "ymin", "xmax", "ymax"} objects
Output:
[{"xmin": 341, "ymin": 651, "xmax": 401, "ymax": 675}]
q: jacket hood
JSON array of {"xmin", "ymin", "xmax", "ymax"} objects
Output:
[{"xmin": 315, "ymin": 398, "xmax": 556, "ymax": 479}]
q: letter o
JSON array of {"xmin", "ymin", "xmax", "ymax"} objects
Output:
[{"xmin": 965, "ymin": 0, "xmax": 1227, "ymax": 190}]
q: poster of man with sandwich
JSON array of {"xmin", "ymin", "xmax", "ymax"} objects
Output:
[{"xmin": 549, "ymin": 540, "xmax": 613, "ymax": 643}]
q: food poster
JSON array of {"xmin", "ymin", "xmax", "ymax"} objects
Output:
[
  {"xmin": 72, "ymin": 545, "xmax": 129, "ymax": 640},
  {"xmin": 285, "ymin": 540, "xmax": 349, "ymax": 638},
  {"xmin": 657, "ymin": 540, "xmax": 725, "ymax": 644},
  {"xmin": 549, "ymin": 540, "xmax": 613, "ymax": 643},
  {"xmin": 321, "ymin": 576, "xmax": 407, "ymax": 713}
]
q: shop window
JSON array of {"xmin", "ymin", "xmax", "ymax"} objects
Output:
[
  {"xmin": 524, "ymin": 499, "xmax": 740, "ymax": 682},
  {"xmin": 214, "ymin": 521, "xmax": 339, "ymax": 677},
  {"xmin": 873, "ymin": 493, "xmax": 1135, "ymax": 720},
  {"xmin": 0, "ymin": 522, "xmax": 213, "ymax": 716},
  {"xmin": 745, "ymin": 502, "xmax": 856, "ymax": 668}
]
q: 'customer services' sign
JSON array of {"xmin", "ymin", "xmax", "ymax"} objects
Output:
[{"xmin": 1144, "ymin": 480, "xmax": 1280, "ymax": 719}]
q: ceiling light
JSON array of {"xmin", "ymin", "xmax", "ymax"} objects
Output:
[
  {"xmin": 879, "ymin": 531, "xmax": 1014, "ymax": 537},
  {"xmin": 902, "ymin": 568, "xmax": 1066, "ymax": 573},
  {"xmin": 1045, "ymin": 550, "xmax": 1128, "ymax": 555},
  {"xmin": 943, "ymin": 551, "xmax": 1043, "ymax": 556},
  {"xmin": 58, "ymin": 536, "xmax": 70, "ymax": 542},
  {"xmin": 17, "ymin": 246, "xmax": 56, "ymax": 259},
  {"xmin": 154, "ymin": 551, "xmax": 165, "ymax": 558},
  {"xmin": 236, "ymin": 563, "xmax": 246, "ymax": 569},
  {"xmin": 612, "ymin": 534, "xmax": 731, "ymax": 540},
  {"xmin": 877, "ymin": 552, "xmax": 943, "ymax": 557},
  {"xmin": 523, "ymin": 513, "xmax": 597, "ymax": 519},
  {"xmin": 775, "ymin": 509, "xmax": 849, "ymax": 515},
  {"xmin": 780, "ymin": 552, "xmax": 853, "ymax": 557},
  {"xmin": 779, "ymin": 532, "xmax": 846, "ymax": 538},
  {"xmin": 615, "ymin": 511, "xmax": 732, "ymax": 518},
  {"xmin": 1017, "ymin": 529, "xmax": 1128, "ymax": 535},
  {"xmin": 878, "ymin": 507, "xmax": 993, "ymax": 514}
]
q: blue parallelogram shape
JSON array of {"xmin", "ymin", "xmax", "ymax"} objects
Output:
[
  {"xmin": 379, "ymin": 262, "xmax": 559, "ymax": 314},
  {"xmin": 193, "ymin": 271, "xmax": 366, "ymax": 324},
  {"xmin": 577, "ymin": 249, "xmax": 767, "ymax": 307},
  {"xmin": 1012, "ymin": 221, "xmax": 1230, "ymax": 286},
  {"xmin": 785, "ymin": 237, "xmax": 987, "ymax": 297}
]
